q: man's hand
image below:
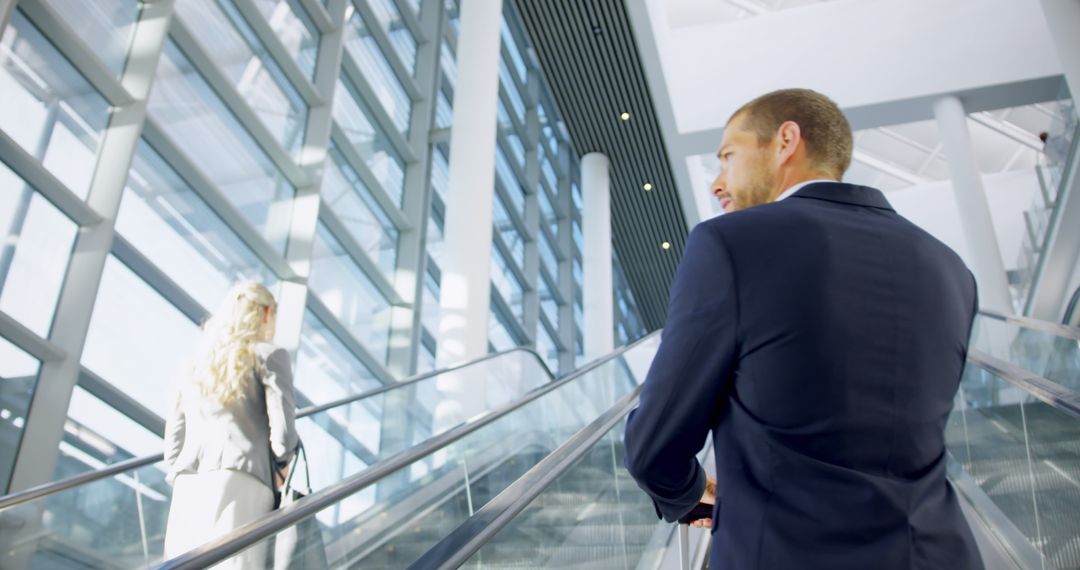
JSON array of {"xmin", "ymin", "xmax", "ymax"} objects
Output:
[{"xmin": 690, "ymin": 478, "xmax": 717, "ymax": 529}]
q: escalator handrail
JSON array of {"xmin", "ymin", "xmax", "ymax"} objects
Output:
[
  {"xmin": 153, "ymin": 331, "xmax": 662, "ymax": 570},
  {"xmin": 976, "ymin": 308, "xmax": 1080, "ymax": 341},
  {"xmin": 411, "ymin": 348, "xmax": 1080, "ymax": 570},
  {"xmin": 0, "ymin": 346, "xmax": 554, "ymax": 511},
  {"xmin": 967, "ymin": 348, "xmax": 1080, "ymax": 419},
  {"xmin": 409, "ymin": 386, "xmax": 644, "ymax": 570}
]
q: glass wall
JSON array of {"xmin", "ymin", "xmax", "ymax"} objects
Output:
[{"xmin": 0, "ymin": 0, "xmax": 642, "ymax": 495}]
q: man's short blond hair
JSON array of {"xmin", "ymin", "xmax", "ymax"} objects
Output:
[{"xmin": 730, "ymin": 88, "xmax": 853, "ymax": 179}]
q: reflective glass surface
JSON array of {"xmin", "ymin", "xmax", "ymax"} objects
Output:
[
  {"xmin": 45, "ymin": 0, "xmax": 139, "ymax": 79},
  {"xmin": 0, "ymin": 336, "xmax": 41, "ymax": 492},
  {"xmin": 0, "ymin": 159, "xmax": 77, "ymax": 337},
  {"xmin": 499, "ymin": 57, "xmax": 525, "ymax": 123},
  {"xmin": 250, "ymin": 0, "xmax": 320, "ymax": 81},
  {"xmin": 538, "ymin": 272, "xmax": 559, "ymax": 329},
  {"xmin": 149, "ymin": 40, "xmax": 297, "ymax": 254},
  {"xmin": 464, "ymin": 415, "xmax": 659, "ymax": 569},
  {"xmin": 333, "ymin": 75, "xmax": 407, "ymax": 207},
  {"xmin": 343, "ymin": 5, "xmax": 412, "ymax": 134},
  {"xmin": 309, "ymin": 223, "xmax": 393, "ymax": 365},
  {"xmin": 971, "ymin": 316, "xmax": 1080, "ymax": 394},
  {"xmin": 495, "ymin": 146, "xmax": 524, "ymax": 216},
  {"xmin": 0, "ymin": 11, "xmax": 111, "ymax": 199},
  {"xmin": 323, "ymin": 144, "xmax": 399, "ymax": 279},
  {"xmin": 491, "ymin": 245, "xmax": 524, "ymax": 322},
  {"xmin": 81, "ymin": 255, "xmax": 200, "ymax": 416},
  {"xmin": 489, "ymin": 306, "xmax": 517, "ymax": 352},
  {"xmin": 0, "ymin": 349, "xmax": 553, "ymax": 568},
  {"xmin": 500, "ymin": 17, "xmax": 527, "ymax": 82},
  {"xmin": 493, "ymin": 193, "xmax": 524, "ymax": 268},
  {"xmin": 369, "ymin": 0, "xmax": 417, "ymax": 75},
  {"xmin": 536, "ymin": 319, "xmax": 559, "ymax": 372},
  {"xmin": 204, "ymin": 335, "xmax": 661, "ymax": 569},
  {"xmin": 175, "ymin": 0, "xmax": 308, "ymax": 154},
  {"xmin": 296, "ymin": 310, "xmax": 382, "ymax": 404},
  {"xmin": 946, "ymin": 364, "xmax": 1080, "ymax": 569},
  {"xmin": 539, "ymin": 229, "xmax": 559, "ymax": 280},
  {"xmin": 117, "ymin": 141, "xmax": 280, "ymax": 311}
]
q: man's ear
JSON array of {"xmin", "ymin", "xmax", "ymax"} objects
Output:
[{"xmin": 776, "ymin": 121, "xmax": 802, "ymax": 164}]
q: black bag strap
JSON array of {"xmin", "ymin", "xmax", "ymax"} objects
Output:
[{"xmin": 282, "ymin": 440, "xmax": 310, "ymax": 495}]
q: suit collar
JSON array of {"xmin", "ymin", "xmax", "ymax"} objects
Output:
[{"xmin": 790, "ymin": 181, "xmax": 894, "ymax": 211}]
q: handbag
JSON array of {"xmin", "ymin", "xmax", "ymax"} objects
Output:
[{"xmin": 271, "ymin": 442, "xmax": 329, "ymax": 570}]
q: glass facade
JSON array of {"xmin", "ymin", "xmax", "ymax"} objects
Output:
[{"xmin": 0, "ymin": 0, "xmax": 644, "ymax": 497}]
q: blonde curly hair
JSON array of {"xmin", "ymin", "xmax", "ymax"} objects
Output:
[{"xmin": 188, "ymin": 281, "xmax": 277, "ymax": 406}]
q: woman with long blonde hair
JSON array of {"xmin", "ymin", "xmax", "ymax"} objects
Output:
[{"xmin": 163, "ymin": 281, "xmax": 298, "ymax": 566}]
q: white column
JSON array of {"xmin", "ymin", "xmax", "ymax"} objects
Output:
[
  {"xmin": 1039, "ymin": 0, "xmax": 1080, "ymax": 106},
  {"xmin": 582, "ymin": 152, "xmax": 615, "ymax": 359},
  {"xmin": 433, "ymin": 0, "xmax": 503, "ymax": 428},
  {"xmin": 934, "ymin": 96, "xmax": 1014, "ymax": 314}
]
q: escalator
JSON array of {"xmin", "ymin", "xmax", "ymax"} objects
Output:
[
  {"xmin": 0, "ymin": 347, "xmax": 555, "ymax": 569},
  {"xmin": 152, "ymin": 333, "xmax": 662, "ymax": 569},
  {"xmin": 151, "ymin": 310, "xmax": 1072, "ymax": 570},
  {"xmin": 11, "ymin": 310, "xmax": 1078, "ymax": 569},
  {"xmin": 400, "ymin": 311, "xmax": 1080, "ymax": 569}
]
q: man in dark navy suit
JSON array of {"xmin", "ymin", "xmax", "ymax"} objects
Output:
[{"xmin": 623, "ymin": 89, "xmax": 983, "ymax": 569}]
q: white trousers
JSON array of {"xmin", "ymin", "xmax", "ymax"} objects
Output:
[{"xmin": 164, "ymin": 469, "xmax": 272, "ymax": 568}]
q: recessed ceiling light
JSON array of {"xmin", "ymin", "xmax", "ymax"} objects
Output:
[
  {"xmin": 661, "ymin": 241, "xmax": 671, "ymax": 250},
  {"xmin": 620, "ymin": 112, "xmax": 631, "ymax": 121},
  {"xmin": 643, "ymin": 183, "xmax": 653, "ymax": 191}
]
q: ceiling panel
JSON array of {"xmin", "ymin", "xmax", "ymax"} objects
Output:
[{"xmin": 513, "ymin": 0, "xmax": 688, "ymax": 331}]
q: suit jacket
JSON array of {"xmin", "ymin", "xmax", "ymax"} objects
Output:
[
  {"xmin": 164, "ymin": 342, "xmax": 298, "ymax": 489},
  {"xmin": 624, "ymin": 182, "xmax": 983, "ymax": 569}
]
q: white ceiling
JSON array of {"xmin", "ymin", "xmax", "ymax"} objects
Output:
[
  {"xmin": 629, "ymin": 0, "xmax": 1066, "ymax": 223},
  {"xmin": 689, "ymin": 101, "xmax": 1061, "ymax": 218}
]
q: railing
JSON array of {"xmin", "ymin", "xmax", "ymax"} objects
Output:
[
  {"xmin": 1012, "ymin": 82, "xmax": 1079, "ymax": 314},
  {"xmin": 0, "ymin": 346, "xmax": 553, "ymax": 511},
  {"xmin": 153, "ymin": 332, "xmax": 661, "ymax": 569}
]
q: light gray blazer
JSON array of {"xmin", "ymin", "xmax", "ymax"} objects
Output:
[{"xmin": 164, "ymin": 342, "xmax": 299, "ymax": 489}]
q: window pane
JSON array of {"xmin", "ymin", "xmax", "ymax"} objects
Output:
[
  {"xmin": 309, "ymin": 224, "xmax": 393, "ymax": 364},
  {"xmin": 0, "ymin": 335, "xmax": 41, "ymax": 491},
  {"xmin": 82, "ymin": 256, "xmax": 200, "ymax": 416},
  {"xmin": 422, "ymin": 267, "xmax": 440, "ymax": 334},
  {"xmin": 440, "ymin": 39, "xmax": 456, "ymax": 89},
  {"xmin": 536, "ymin": 320, "xmax": 559, "ymax": 373},
  {"xmin": 491, "ymin": 246, "xmax": 523, "ymax": 322},
  {"xmin": 149, "ymin": 40, "xmax": 296, "ymax": 254},
  {"xmin": 506, "ymin": 132, "xmax": 525, "ymax": 167},
  {"xmin": 370, "ymin": 0, "xmax": 417, "ymax": 75},
  {"xmin": 493, "ymin": 194, "xmax": 523, "ymax": 268},
  {"xmin": 539, "ymin": 229, "xmax": 559, "ymax": 280},
  {"xmin": 436, "ymin": 87, "xmax": 453, "ymax": 129},
  {"xmin": 488, "ymin": 306, "xmax": 515, "ymax": 352},
  {"xmin": 499, "ymin": 57, "xmax": 525, "ymax": 123},
  {"xmin": 175, "ymin": 0, "xmax": 308, "ymax": 153},
  {"xmin": 343, "ymin": 5, "xmax": 412, "ymax": 134},
  {"xmin": 0, "ymin": 159, "xmax": 77, "ymax": 337},
  {"xmin": 539, "ymin": 185, "xmax": 558, "ymax": 236},
  {"xmin": 538, "ymin": 272, "xmax": 558, "ymax": 329},
  {"xmin": 541, "ymin": 153, "xmax": 558, "ymax": 191},
  {"xmin": 250, "ymin": 0, "xmax": 320, "ymax": 81},
  {"xmin": 44, "ymin": 0, "xmax": 139, "ymax": 79},
  {"xmin": 500, "ymin": 17, "xmax": 527, "ymax": 82},
  {"xmin": 322, "ymin": 145, "xmax": 399, "ymax": 279},
  {"xmin": 296, "ymin": 310, "xmax": 382, "ymax": 404},
  {"xmin": 117, "ymin": 141, "xmax": 280, "ymax": 311},
  {"xmin": 0, "ymin": 11, "xmax": 111, "ymax": 199},
  {"xmin": 58, "ymin": 385, "xmax": 163, "ymax": 477},
  {"xmin": 333, "ymin": 76, "xmax": 407, "ymax": 207},
  {"xmin": 430, "ymin": 144, "xmax": 449, "ymax": 201},
  {"xmin": 495, "ymin": 147, "xmax": 524, "ymax": 217},
  {"xmin": 427, "ymin": 204, "xmax": 444, "ymax": 267}
]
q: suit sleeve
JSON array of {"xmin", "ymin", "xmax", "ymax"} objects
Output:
[
  {"xmin": 623, "ymin": 223, "xmax": 739, "ymax": 522},
  {"xmin": 262, "ymin": 347, "xmax": 299, "ymax": 465}
]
